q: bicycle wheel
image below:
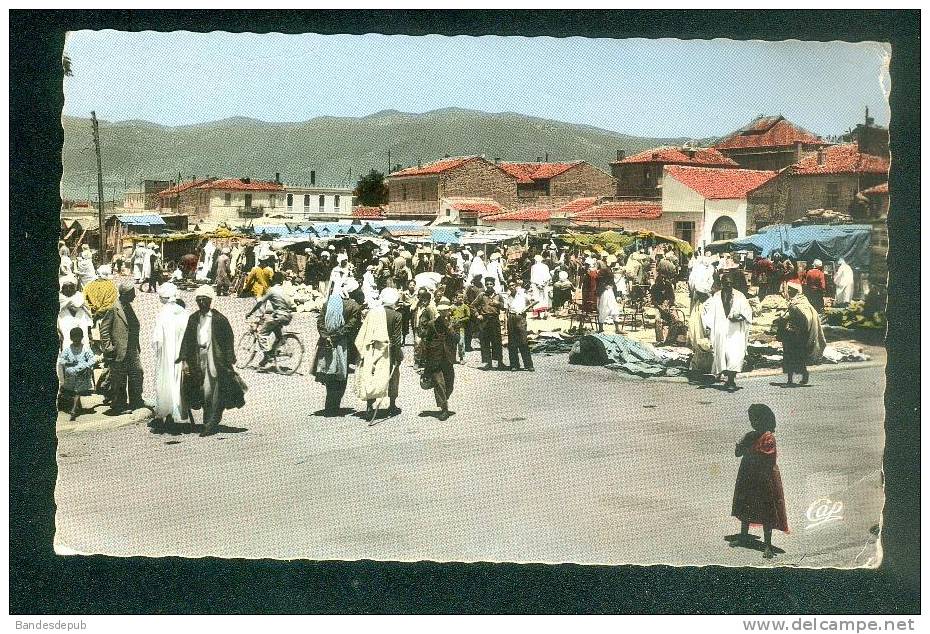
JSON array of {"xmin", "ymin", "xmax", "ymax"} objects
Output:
[
  {"xmin": 273, "ymin": 334, "xmax": 304, "ymax": 376},
  {"xmin": 236, "ymin": 330, "xmax": 258, "ymax": 369}
]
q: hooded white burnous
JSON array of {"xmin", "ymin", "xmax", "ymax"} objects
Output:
[
  {"xmin": 467, "ymin": 251, "xmax": 487, "ymax": 282},
  {"xmin": 530, "ymin": 254, "xmax": 552, "ymax": 310},
  {"xmin": 196, "ymin": 239, "xmax": 217, "ymax": 281},
  {"xmin": 702, "ymin": 288, "xmax": 753, "ymax": 375},
  {"xmin": 151, "ymin": 282, "xmax": 188, "ymax": 422},
  {"xmin": 834, "ymin": 258, "xmax": 854, "ymax": 304},
  {"xmin": 354, "ymin": 303, "xmax": 391, "ymax": 407},
  {"xmin": 132, "ymin": 242, "xmax": 146, "ymax": 282},
  {"xmin": 485, "ymin": 252, "xmax": 506, "ymax": 293}
]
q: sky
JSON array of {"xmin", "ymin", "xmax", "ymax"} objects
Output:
[{"xmin": 63, "ymin": 31, "xmax": 890, "ymax": 138}]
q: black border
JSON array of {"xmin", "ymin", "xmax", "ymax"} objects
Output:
[{"xmin": 10, "ymin": 10, "xmax": 920, "ymax": 614}]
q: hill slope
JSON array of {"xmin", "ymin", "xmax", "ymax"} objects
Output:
[{"xmin": 61, "ymin": 108, "xmax": 696, "ymax": 199}]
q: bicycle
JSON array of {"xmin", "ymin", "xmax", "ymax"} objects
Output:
[{"xmin": 236, "ymin": 318, "xmax": 305, "ymax": 375}]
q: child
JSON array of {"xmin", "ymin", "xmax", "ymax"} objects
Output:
[
  {"xmin": 450, "ymin": 292, "xmax": 472, "ymax": 364},
  {"xmin": 730, "ymin": 404, "xmax": 789, "ymax": 559},
  {"xmin": 58, "ymin": 326, "xmax": 96, "ymax": 421}
]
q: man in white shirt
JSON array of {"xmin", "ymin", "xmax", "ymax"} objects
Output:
[{"xmin": 505, "ymin": 280, "xmax": 537, "ymax": 371}]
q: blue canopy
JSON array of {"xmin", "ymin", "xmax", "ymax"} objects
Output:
[
  {"xmin": 706, "ymin": 224, "xmax": 872, "ymax": 270},
  {"xmin": 117, "ymin": 214, "xmax": 166, "ymax": 226}
]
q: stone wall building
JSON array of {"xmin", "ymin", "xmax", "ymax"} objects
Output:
[
  {"xmin": 713, "ymin": 115, "xmax": 830, "ymax": 171},
  {"xmin": 385, "ymin": 156, "xmax": 517, "ymax": 219},
  {"xmin": 747, "ymin": 143, "xmax": 890, "ymax": 230},
  {"xmin": 861, "ymin": 182, "xmax": 889, "ymax": 219},
  {"xmin": 498, "ymin": 161, "xmax": 616, "ymax": 209},
  {"xmin": 609, "ymin": 146, "xmax": 738, "ymax": 199}
]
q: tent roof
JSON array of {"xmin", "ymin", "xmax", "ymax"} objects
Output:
[{"xmin": 705, "ymin": 223, "xmax": 872, "ymax": 268}]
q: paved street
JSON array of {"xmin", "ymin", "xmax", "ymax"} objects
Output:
[{"xmin": 54, "ymin": 283, "xmax": 885, "ymax": 568}]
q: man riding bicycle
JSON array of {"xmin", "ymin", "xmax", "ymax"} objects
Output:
[{"xmin": 245, "ymin": 271, "xmax": 296, "ymax": 369}]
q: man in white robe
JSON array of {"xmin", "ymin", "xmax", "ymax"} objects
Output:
[
  {"xmin": 467, "ymin": 250, "xmax": 487, "ymax": 283},
  {"xmin": 688, "ymin": 255, "xmax": 716, "ymax": 312},
  {"xmin": 131, "ymin": 242, "xmax": 146, "ymax": 282},
  {"xmin": 702, "ymin": 269, "xmax": 753, "ymax": 390},
  {"xmin": 150, "ymin": 282, "xmax": 188, "ymax": 426},
  {"xmin": 833, "ymin": 258, "xmax": 854, "ymax": 306},
  {"xmin": 196, "ymin": 239, "xmax": 216, "ymax": 281},
  {"xmin": 529, "ymin": 254, "xmax": 552, "ymax": 316},
  {"xmin": 354, "ymin": 299, "xmax": 392, "ymax": 415},
  {"xmin": 485, "ymin": 252, "xmax": 506, "ymax": 293}
]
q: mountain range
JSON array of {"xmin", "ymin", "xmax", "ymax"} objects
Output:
[{"xmin": 61, "ymin": 108, "xmax": 706, "ymax": 200}]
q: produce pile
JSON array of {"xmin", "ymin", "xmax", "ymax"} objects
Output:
[{"xmin": 823, "ymin": 300, "xmax": 887, "ymax": 330}]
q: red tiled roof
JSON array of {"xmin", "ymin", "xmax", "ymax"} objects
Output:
[
  {"xmin": 558, "ymin": 197, "xmax": 599, "ymax": 213},
  {"xmin": 353, "ymin": 205, "xmax": 386, "ymax": 219},
  {"xmin": 157, "ymin": 179, "xmax": 213, "ymax": 197},
  {"xmin": 497, "ymin": 161, "xmax": 581, "ymax": 183},
  {"xmin": 571, "ymin": 201, "xmax": 662, "ymax": 222},
  {"xmin": 665, "ymin": 165, "xmax": 776, "ymax": 199},
  {"xmin": 484, "ymin": 208, "xmax": 552, "ymax": 223},
  {"xmin": 713, "ymin": 115, "xmax": 827, "ymax": 150},
  {"xmin": 389, "ymin": 156, "xmax": 481, "ymax": 177},
  {"xmin": 614, "ymin": 146, "xmax": 738, "ymax": 167},
  {"xmin": 200, "ymin": 178, "xmax": 284, "ymax": 191},
  {"xmin": 447, "ymin": 198, "xmax": 504, "ymax": 217},
  {"xmin": 860, "ymin": 182, "xmax": 888, "ymax": 196},
  {"xmin": 788, "ymin": 144, "xmax": 890, "ymax": 176}
]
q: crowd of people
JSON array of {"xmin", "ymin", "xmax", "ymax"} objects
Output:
[{"xmin": 57, "ymin": 235, "xmax": 850, "ymax": 428}]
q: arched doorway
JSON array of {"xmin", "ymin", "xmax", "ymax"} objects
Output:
[{"xmin": 712, "ymin": 215, "xmax": 739, "ymax": 242}]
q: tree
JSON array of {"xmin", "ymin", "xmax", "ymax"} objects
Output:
[{"xmin": 353, "ymin": 169, "xmax": 388, "ymax": 207}]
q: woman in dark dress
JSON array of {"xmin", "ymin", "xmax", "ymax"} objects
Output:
[
  {"xmin": 581, "ymin": 263, "xmax": 599, "ymax": 313},
  {"xmin": 730, "ymin": 404, "xmax": 789, "ymax": 559}
]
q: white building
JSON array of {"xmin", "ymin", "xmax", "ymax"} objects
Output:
[
  {"xmin": 157, "ymin": 178, "xmax": 355, "ymax": 225},
  {"xmin": 279, "ymin": 185, "xmax": 355, "ymax": 221},
  {"xmin": 661, "ymin": 165, "xmax": 776, "ymax": 247}
]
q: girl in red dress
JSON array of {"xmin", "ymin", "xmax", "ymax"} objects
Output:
[{"xmin": 731, "ymin": 404, "xmax": 789, "ymax": 559}]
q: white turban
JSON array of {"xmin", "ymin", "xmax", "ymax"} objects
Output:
[
  {"xmin": 336, "ymin": 253, "xmax": 348, "ymax": 264},
  {"xmin": 59, "ymin": 275, "xmax": 78, "ymax": 289},
  {"xmin": 96, "ymin": 264, "xmax": 112, "ymax": 278},
  {"xmin": 379, "ymin": 287, "xmax": 400, "ymax": 307},
  {"xmin": 194, "ymin": 284, "xmax": 216, "ymax": 299},
  {"xmin": 813, "ymin": 259, "xmax": 823, "ymax": 268},
  {"xmin": 490, "ymin": 252, "xmax": 501, "ymax": 261},
  {"xmin": 534, "ymin": 254, "xmax": 543, "ymax": 262},
  {"xmin": 158, "ymin": 282, "xmax": 178, "ymax": 301},
  {"xmin": 559, "ymin": 271, "xmax": 569, "ymax": 281}
]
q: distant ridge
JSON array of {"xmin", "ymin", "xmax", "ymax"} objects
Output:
[{"xmin": 61, "ymin": 108, "xmax": 700, "ymax": 199}]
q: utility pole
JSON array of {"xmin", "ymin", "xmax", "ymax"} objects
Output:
[
  {"xmin": 387, "ymin": 150, "xmax": 391, "ymax": 176},
  {"xmin": 91, "ymin": 112, "xmax": 106, "ymax": 254}
]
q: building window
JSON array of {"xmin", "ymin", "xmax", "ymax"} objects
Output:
[
  {"xmin": 711, "ymin": 216, "xmax": 738, "ymax": 242},
  {"xmin": 334, "ymin": 195, "xmax": 341, "ymax": 209},
  {"xmin": 287, "ymin": 193, "xmax": 293, "ymax": 208},
  {"xmin": 319, "ymin": 195, "xmax": 325, "ymax": 211},
  {"xmin": 674, "ymin": 221, "xmax": 695, "ymax": 246},
  {"xmin": 244, "ymin": 193, "xmax": 253, "ymax": 210},
  {"xmin": 304, "ymin": 194, "xmax": 310, "ymax": 208},
  {"xmin": 269, "ymin": 195, "xmax": 276, "ymax": 209},
  {"xmin": 224, "ymin": 192, "xmax": 231, "ymax": 206},
  {"xmin": 825, "ymin": 182, "xmax": 840, "ymax": 209},
  {"xmin": 402, "ymin": 184, "xmax": 407, "ymax": 201}
]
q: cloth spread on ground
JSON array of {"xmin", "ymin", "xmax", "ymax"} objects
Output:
[
  {"xmin": 567, "ymin": 333, "xmax": 689, "ymax": 377},
  {"xmin": 821, "ymin": 344, "xmax": 870, "ymax": 364}
]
